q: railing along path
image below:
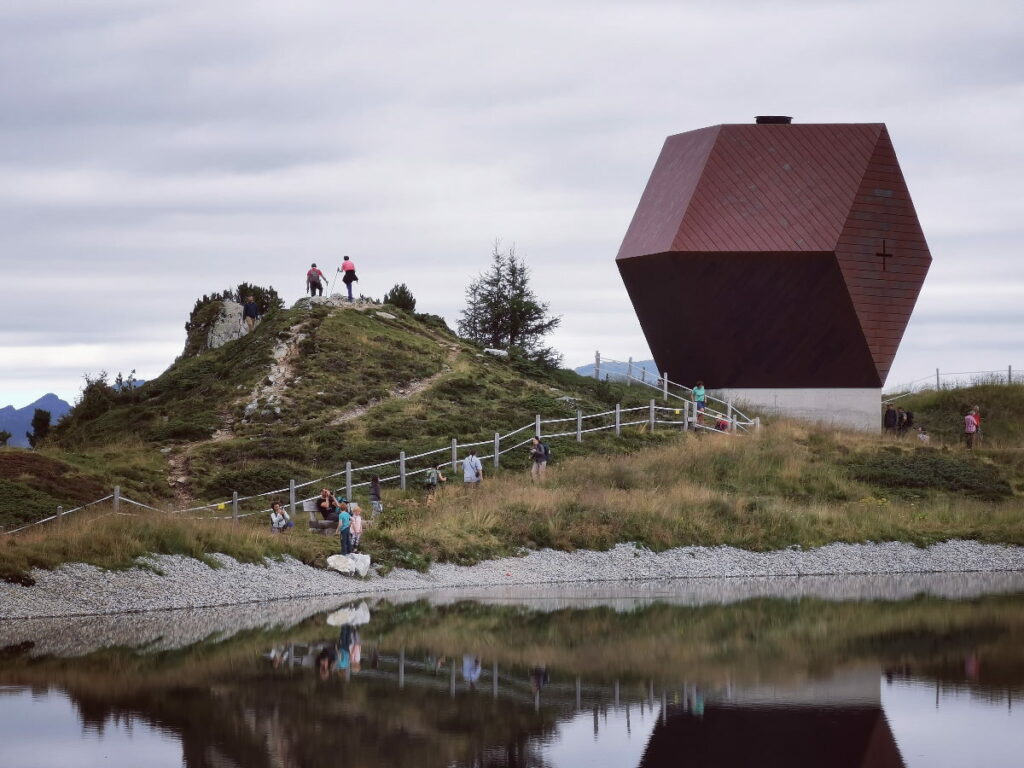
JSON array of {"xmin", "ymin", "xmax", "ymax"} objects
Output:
[{"xmin": 4, "ymin": 375, "xmax": 758, "ymax": 535}]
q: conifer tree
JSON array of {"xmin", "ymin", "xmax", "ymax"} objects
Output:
[
  {"xmin": 458, "ymin": 241, "xmax": 561, "ymax": 365},
  {"xmin": 383, "ymin": 283, "xmax": 417, "ymax": 312},
  {"xmin": 26, "ymin": 409, "xmax": 51, "ymax": 448}
]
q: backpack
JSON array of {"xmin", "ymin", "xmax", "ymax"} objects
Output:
[
  {"xmin": 541, "ymin": 442, "xmax": 551, "ymax": 462},
  {"xmin": 424, "ymin": 469, "xmax": 439, "ymax": 488},
  {"xmin": 307, "ymin": 268, "xmax": 321, "ymax": 284}
]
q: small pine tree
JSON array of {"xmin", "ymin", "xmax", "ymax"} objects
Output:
[
  {"xmin": 26, "ymin": 409, "xmax": 51, "ymax": 448},
  {"xmin": 383, "ymin": 283, "xmax": 417, "ymax": 313},
  {"xmin": 0, "ymin": 429, "xmax": 11, "ymax": 447},
  {"xmin": 458, "ymin": 241, "xmax": 561, "ymax": 365}
]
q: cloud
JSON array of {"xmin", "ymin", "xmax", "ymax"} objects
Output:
[{"xmin": 1, "ymin": 0, "xmax": 1022, "ymax": 405}]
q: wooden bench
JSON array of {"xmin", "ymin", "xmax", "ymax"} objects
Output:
[{"xmin": 304, "ymin": 500, "xmax": 339, "ymax": 535}]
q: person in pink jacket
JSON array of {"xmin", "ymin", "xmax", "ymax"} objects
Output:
[
  {"xmin": 964, "ymin": 411, "xmax": 978, "ymax": 450},
  {"xmin": 350, "ymin": 505, "xmax": 364, "ymax": 551}
]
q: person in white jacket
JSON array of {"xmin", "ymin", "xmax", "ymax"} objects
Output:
[
  {"xmin": 270, "ymin": 501, "xmax": 294, "ymax": 532},
  {"xmin": 462, "ymin": 450, "xmax": 483, "ymax": 488}
]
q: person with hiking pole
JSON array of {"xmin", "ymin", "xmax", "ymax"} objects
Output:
[
  {"xmin": 307, "ymin": 263, "xmax": 327, "ymax": 297},
  {"xmin": 341, "ymin": 255, "xmax": 358, "ymax": 301}
]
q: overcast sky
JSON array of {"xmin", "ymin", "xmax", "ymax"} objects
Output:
[{"xmin": 1, "ymin": 0, "xmax": 1021, "ymax": 407}]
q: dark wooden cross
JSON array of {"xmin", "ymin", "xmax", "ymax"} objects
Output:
[{"xmin": 876, "ymin": 239, "xmax": 893, "ymax": 271}]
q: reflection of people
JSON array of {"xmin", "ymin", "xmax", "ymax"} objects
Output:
[
  {"xmin": 317, "ymin": 644, "xmax": 338, "ymax": 679},
  {"xmin": 462, "ymin": 655, "xmax": 482, "ymax": 687},
  {"xmin": 530, "ymin": 667, "xmax": 549, "ymax": 692}
]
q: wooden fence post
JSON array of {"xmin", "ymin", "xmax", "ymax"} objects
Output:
[
  {"xmin": 626, "ymin": 357, "xmax": 632, "ymax": 386},
  {"xmin": 56, "ymin": 505, "xmax": 64, "ymax": 526},
  {"xmin": 594, "ymin": 351, "xmax": 601, "ymax": 380},
  {"xmin": 535, "ymin": 414, "xmax": 541, "ymax": 438},
  {"xmin": 450, "ymin": 439, "xmax": 458, "ymax": 473},
  {"xmin": 615, "ymin": 403, "xmax": 621, "ymax": 436},
  {"xmin": 493, "ymin": 432, "xmax": 500, "ymax": 468},
  {"xmin": 662, "ymin": 372, "xmax": 669, "ymax": 402},
  {"xmin": 1009, "ymin": 365, "xmax": 1013, "ymax": 384},
  {"xmin": 113, "ymin": 485, "xmax": 120, "ymax": 515},
  {"xmin": 289, "ymin": 479, "xmax": 296, "ymax": 519},
  {"xmin": 345, "ymin": 461, "xmax": 353, "ymax": 503},
  {"xmin": 649, "ymin": 399, "xmax": 655, "ymax": 431},
  {"xmin": 683, "ymin": 400, "xmax": 690, "ymax": 431},
  {"xmin": 936, "ymin": 368, "xmax": 940, "ymax": 389},
  {"xmin": 576, "ymin": 410, "xmax": 583, "ymax": 442},
  {"xmin": 399, "ymin": 451, "xmax": 406, "ymax": 491},
  {"xmin": 231, "ymin": 491, "xmax": 239, "ymax": 524}
]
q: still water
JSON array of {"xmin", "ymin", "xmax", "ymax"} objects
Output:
[{"xmin": 1, "ymin": 577, "xmax": 1023, "ymax": 767}]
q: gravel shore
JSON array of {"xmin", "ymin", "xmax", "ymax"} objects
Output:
[{"xmin": 2, "ymin": 539, "xmax": 1024, "ymax": 620}]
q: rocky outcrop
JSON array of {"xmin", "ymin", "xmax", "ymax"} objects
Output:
[{"xmin": 204, "ymin": 300, "xmax": 246, "ymax": 350}]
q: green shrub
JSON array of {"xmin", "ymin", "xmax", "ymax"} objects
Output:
[{"xmin": 848, "ymin": 448, "xmax": 1013, "ymax": 501}]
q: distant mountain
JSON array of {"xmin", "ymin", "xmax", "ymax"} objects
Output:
[
  {"xmin": 574, "ymin": 359, "xmax": 658, "ymax": 382},
  {"xmin": 0, "ymin": 393, "xmax": 72, "ymax": 448}
]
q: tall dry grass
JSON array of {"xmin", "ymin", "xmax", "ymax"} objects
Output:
[
  {"xmin": 0, "ymin": 505, "xmax": 337, "ymax": 584},
  {"xmin": 369, "ymin": 420, "xmax": 1024, "ymax": 569}
]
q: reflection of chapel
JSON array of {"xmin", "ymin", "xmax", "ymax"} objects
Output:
[{"xmin": 639, "ymin": 667, "xmax": 904, "ymax": 768}]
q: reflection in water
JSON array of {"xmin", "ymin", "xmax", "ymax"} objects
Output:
[{"xmin": 1, "ymin": 591, "xmax": 1024, "ymax": 767}]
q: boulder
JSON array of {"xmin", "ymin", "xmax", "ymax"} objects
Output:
[
  {"xmin": 375, "ymin": 311, "xmax": 397, "ymax": 320},
  {"xmin": 325, "ymin": 601, "xmax": 372, "ymax": 627},
  {"xmin": 326, "ymin": 553, "xmax": 372, "ymax": 577},
  {"xmin": 205, "ymin": 300, "xmax": 246, "ymax": 350},
  {"xmin": 483, "ymin": 348, "xmax": 509, "ymax": 357}
]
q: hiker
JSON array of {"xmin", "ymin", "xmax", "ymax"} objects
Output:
[
  {"xmin": 463, "ymin": 449, "xmax": 483, "ymax": 488},
  {"xmin": 318, "ymin": 488, "xmax": 340, "ymax": 522},
  {"xmin": 693, "ymin": 380, "xmax": 706, "ymax": 424},
  {"xmin": 971, "ymin": 406, "xmax": 982, "ymax": 446},
  {"xmin": 424, "ymin": 464, "xmax": 446, "ymax": 499},
  {"xmin": 307, "ymin": 262, "xmax": 327, "ymax": 297},
  {"xmin": 369, "ymin": 475, "xmax": 383, "ymax": 520},
  {"xmin": 339, "ymin": 503, "xmax": 353, "ymax": 555},
  {"xmin": 341, "ymin": 255, "xmax": 358, "ymax": 301},
  {"xmin": 917, "ymin": 426, "xmax": 930, "ymax": 445},
  {"xmin": 350, "ymin": 504, "xmax": 364, "ymax": 551},
  {"xmin": 529, "ymin": 437, "xmax": 549, "ymax": 482},
  {"xmin": 269, "ymin": 501, "xmax": 294, "ymax": 533},
  {"xmin": 883, "ymin": 403, "xmax": 898, "ymax": 435},
  {"xmin": 964, "ymin": 409, "xmax": 978, "ymax": 449},
  {"xmin": 242, "ymin": 295, "xmax": 262, "ymax": 333},
  {"xmin": 896, "ymin": 408, "xmax": 908, "ymax": 437}
]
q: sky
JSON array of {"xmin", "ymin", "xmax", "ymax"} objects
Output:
[{"xmin": 1, "ymin": 0, "xmax": 1022, "ymax": 407}]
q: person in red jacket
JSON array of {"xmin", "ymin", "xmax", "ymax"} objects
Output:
[{"xmin": 307, "ymin": 263, "xmax": 327, "ymax": 297}]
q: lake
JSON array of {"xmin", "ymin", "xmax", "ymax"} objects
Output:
[{"xmin": 1, "ymin": 576, "xmax": 1023, "ymax": 767}]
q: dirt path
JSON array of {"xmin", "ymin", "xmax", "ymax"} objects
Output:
[{"xmin": 329, "ymin": 343, "xmax": 461, "ymax": 425}]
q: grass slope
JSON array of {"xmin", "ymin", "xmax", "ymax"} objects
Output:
[{"xmin": 6, "ymin": 300, "xmax": 661, "ymax": 526}]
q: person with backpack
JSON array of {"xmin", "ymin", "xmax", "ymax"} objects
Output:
[
  {"xmin": 424, "ymin": 464, "xmax": 447, "ymax": 500},
  {"xmin": 462, "ymin": 449, "xmax": 484, "ymax": 488},
  {"xmin": 341, "ymin": 255, "xmax": 358, "ymax": 301},
  {"xmin": 964, "ymin": 409, "xmax": 978, "ymax": 450},
  {"xmin": 307, "ymin": 263, "xmax": 327, "ymax": 297},
  {"xmin": 529, "ymin": 437, "xmax": 550, "ymax": 482},
  {"xmin": 693, "ymin": 380, "xmax": 707, "ymax": 425}
]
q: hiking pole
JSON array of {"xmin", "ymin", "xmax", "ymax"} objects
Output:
[{"xmin": 328, "ymin": 268, "xmax": 340, "ymax": 296}]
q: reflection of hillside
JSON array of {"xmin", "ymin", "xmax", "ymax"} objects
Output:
[{"xmin": 1, "ymin": 592, "xmax": 1024, "ymax": 767}]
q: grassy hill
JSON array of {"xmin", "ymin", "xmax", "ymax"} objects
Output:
[
  {"xmin": 1, "ymin": 298, "xmax": 664, "ymax": 530},
  {"xmin": 2, "ymin": 294, "xmax": 1021, "ymax": 580}
]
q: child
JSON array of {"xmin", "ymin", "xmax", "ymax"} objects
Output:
[
  {"xmin": 350, "ymin": 505, "xmax": 364, "ymax": 551},
  {"xmin": 339, "ymin": 504, "xmax": 353, "ymax": 554},
  {"xmin": 917, "ymin": 426, "xmax": 930, "ymax": 445},
  {"xmin": 269, "ymin": 501, "xmax": 294, "ymax": 533}
]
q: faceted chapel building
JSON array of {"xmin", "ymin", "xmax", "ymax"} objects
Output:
[{"xmin": 616, "ymin": 117, "xmax": 931, "ymax": 430}]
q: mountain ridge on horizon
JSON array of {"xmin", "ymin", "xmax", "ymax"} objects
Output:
[{"xmin": 0, "ymin": 393, "xmax": 73, "ymax": 448}]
